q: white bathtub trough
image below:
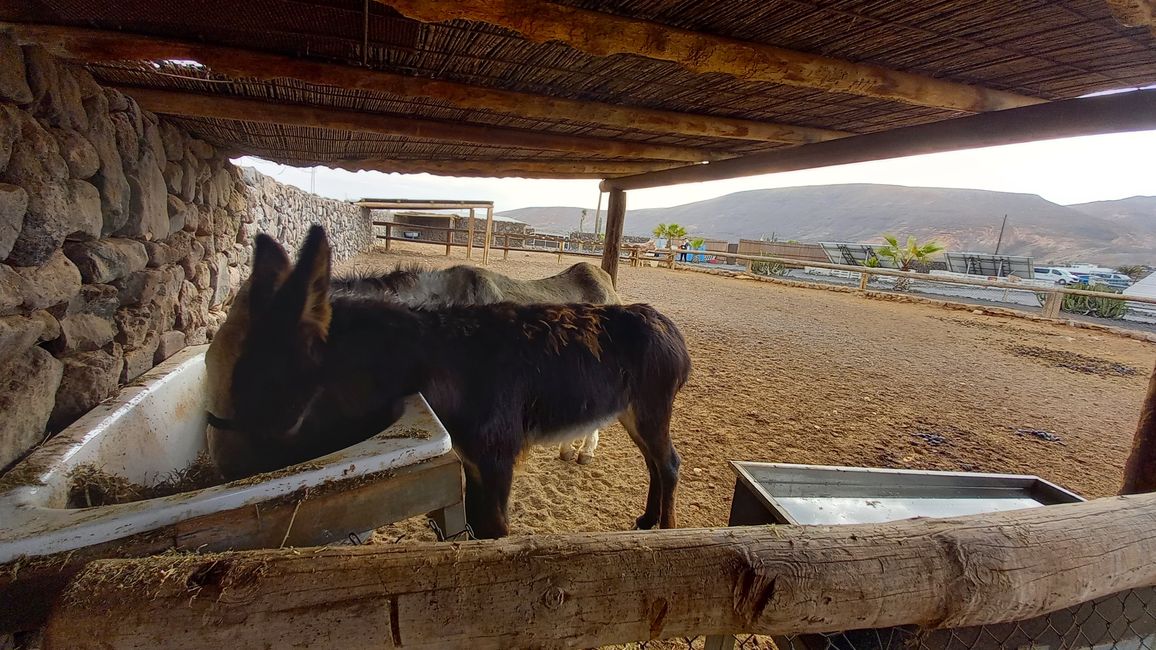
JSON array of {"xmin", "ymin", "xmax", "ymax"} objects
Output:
[{"xmin": 0, "ymin": 345, "xmax": 455, "ymax": 564}]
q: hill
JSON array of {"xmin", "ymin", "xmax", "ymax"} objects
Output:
[{"xmin": 499, "ymin": 185, "xmax": 1156, "ymax": 265}]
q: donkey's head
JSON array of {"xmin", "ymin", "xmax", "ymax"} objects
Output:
[{"xmin": 208, "ymin": 226, "xmax": 333, "ymax": 479}]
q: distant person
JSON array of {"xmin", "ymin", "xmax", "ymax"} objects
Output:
[{"xmin": 678, "ymin": 241, "xmax": 690, "ymax": 262}]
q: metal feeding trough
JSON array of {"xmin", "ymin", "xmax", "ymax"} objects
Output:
[
  {"xmin": 708, "ymin": 463, "xmax": 1156, "ymax": 650},
  {"xmin": 725, "ymin": 462, "xmax": 1083, "ymax": 527},
  {"xmin": 0, "ymin": 345, "xmax": 465, "ymax": 567}
]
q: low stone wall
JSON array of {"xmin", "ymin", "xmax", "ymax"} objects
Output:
[{"xmin": 0, "ymin": 38, "xmax": 371, "ymax": 470}]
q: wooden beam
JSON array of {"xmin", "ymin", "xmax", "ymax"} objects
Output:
[
  {"xmin": 328, "ymin": 159, "xmax": 688, "ymax": 178},
  {"xmin": 1121, "ymin": 360, "xmax": 1156, "ymax": 495},
  {"xmin": 4, "ymin": 22, "xmax": 850, "ymax": 144},
  {"xmin": 42, "ymin": 493, "xmax": 1156, "ymax": 649},
  {"xmin": 601, "ymin": 189, "xmax": 626, "ymax": 286},
  {"xmin": 382, "ymin": 0, "xmax": 1043, "ymax": 113},
  {"xmin": 115, "ymin": 86, "xmax": 719, "ymax": 163},
  {"xmin": 601, "ymin": 89, "xmax": 1156, "ymax": 191}
]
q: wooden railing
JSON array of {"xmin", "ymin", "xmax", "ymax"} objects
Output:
[
  {"xmin": 372, "ymin": 221, "xmax": 638, "ymax": 264},
  {"xmin": 371, "ymin": 225, "xmax": 1155, "ymax": 318},
  {"xmin": 38, "ymin": 492, "xmax": 1156, "ymax": 649},
  {"xmin": 643, "ymin": 246, "xmax": 1156, "ymax": 317}
]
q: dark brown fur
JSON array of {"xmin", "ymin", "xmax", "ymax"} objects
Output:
[
  {"xmin": 226, "ymin": 226, "xmax": 691, "ymax": 538},
  {"xmin": 1121, "ymin": 360, "xmax": 1156, "ymax": 495}
]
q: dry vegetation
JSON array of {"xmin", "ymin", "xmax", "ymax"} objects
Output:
[{"xmin": 346, "ymin": 242, "xmax": 1154, "ymax": 543}]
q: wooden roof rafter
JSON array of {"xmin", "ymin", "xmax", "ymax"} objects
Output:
[
  {"xmin": 601, "ymin": 89, "xmax": 1156, "ymax": 191},
  {"xmin": 3, "ymin": 22, "xmax": 851, "ymax": 146},
  {"xmin": 382, "ymin": 0, "xmax": 1047, "ymax": 113},
  {"xmin": 116, "ymin": 86, "xmax": 723, "ymax": 163}
]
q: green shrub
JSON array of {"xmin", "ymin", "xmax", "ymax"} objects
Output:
[
  {"xmin": 751, "ymin": 260, "xmax": 786, "ymax": 276},
  {"xmin": 1037, "ymin": 283, "xmax": 1127, "ymax": 319}
]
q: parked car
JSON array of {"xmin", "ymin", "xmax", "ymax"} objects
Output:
[
  {"xmin": 1033, "ymin": 267, "xmax": 1081, "ymax": 285},
  {"xmin": 1087, "ymin": 272, "xmax": 1133, "ymax": 290}
]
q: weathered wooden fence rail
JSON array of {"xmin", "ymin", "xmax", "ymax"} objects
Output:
[
  {"xmin": 643, "ymin": 246, "xmax": 1156, "ymax": 317},
  {"xmin": 42, "ymin": 492, "xmax": 1156, "ymax": 649},
  {"xmin": 372, "ymin": 221, "xmax": 637, "ymax": 263}
]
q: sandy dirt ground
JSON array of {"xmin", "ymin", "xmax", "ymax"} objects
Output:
[{"xmin": 336, "ymin": 242, "xmax": 1155, "ymax": 543}]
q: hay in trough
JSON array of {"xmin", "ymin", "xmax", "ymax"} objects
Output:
[{"xmin": 67, "ymin": 454, "xmax": 222, "ymax": 507}]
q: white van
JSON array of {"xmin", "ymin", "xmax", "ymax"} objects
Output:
[{"xmin": 1033, "ymin": 267, "xmax": 1081, "ymax": 285}]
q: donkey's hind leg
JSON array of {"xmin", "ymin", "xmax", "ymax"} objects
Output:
[
  {"xmin": 559, "ymin": 441, "xmax": 578, "ymax": 462},
  {"xmin": 618, "ymin": 407, "xmax": 681, "ymax": 529},
  {"xmin": 576, "ymin": 429, "xmax": 600, "ymax": 465}
]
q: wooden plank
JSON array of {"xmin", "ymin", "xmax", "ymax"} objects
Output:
[
  {"xmin": 359, "ymin": 199, "xmax": 493, "ymax": 208},
  {"xmin": 466, "ymin": 208, "xmax": 475, "ymax": 260},
  {"xmin": 42, "ymin": 493, "xmax": 1156, "ymax": 649},
  {"xmin": 116, "ymin": 86, "xmax": 719, "ymax": 163},
  {"xmin": 600, "ymin": 189, "xmax": 626, "ymax": 286},
  {"xmin": 383, "ymin": 0, "xmax": 1041, "ymax": 113},
  {"xmin": 1042, "ymin": 291, "xmax": 1063, "ymax": 318},
  {"xmin": 0, "ymin": 453, "xmax": 464, "ymax": 634},
  {"xmin": 336, "ymin": 159, "xmax": 688, "ymax": 178},
  {"xmin": 4, "ymin": 22, "xmax": 849, "ymax": 145},
  {"xmin": 481, "ymin": 206, "xmax": 495, "ymax": 265},
  {"xmin": 602, "ymin": 90, "xmax": 1156, "ymax": 190}
]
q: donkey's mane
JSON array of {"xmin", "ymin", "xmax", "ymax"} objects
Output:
[{"xmin": 329, "ymin": 263, "xmax": 428, "ymax": 299}]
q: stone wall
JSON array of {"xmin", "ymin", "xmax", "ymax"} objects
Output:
[{"xmin": 0, "ymin": 39, "xmax": 371, "ymax": 471}]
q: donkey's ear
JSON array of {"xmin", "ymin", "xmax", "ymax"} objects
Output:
[
  {"xmin": 248, "ymin": 234, "xmax": 292, "ymax": 313},
  {"xmin": 275, "ymin": 225, "xmax": 333, "ymax": 335}
]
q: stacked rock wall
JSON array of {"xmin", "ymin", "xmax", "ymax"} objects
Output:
[{"xmin": 0, "ymin": 40, "xmax": 372, "ymax": 470}]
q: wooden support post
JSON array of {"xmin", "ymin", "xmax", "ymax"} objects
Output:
[
  {"xmin": 594, "ymin": 191, "xmax": 604, "ymax": 239},
  {"xmin": 481, "ymin": 206, "xmax": 495, "ymax": 265},
  {"xmin": 502, "ymin": 234, "xmax": 509, "ymax": 260},
  {"xmin": 40, "ymin": 493, "xmax": 1156, "ymax": 650},
  {"xmin": 466, "ymin": 208, "xmax": 475, "ymax": 260},
  {"xmin": 858, "ymin": 271, "xmax": 869, "ymax": 291},
  {"xmin": 1042, "ymin": 291, "xmax": 1063, "ymax": 318},
  {"xmin": 557, "ymin": 240, "xmax": 564, "ymax": 263},
  {"xmin": 383, "ymin": 222, "xmax": 392, "ymax": 252},
  {"xmin": 600, "ymin": 188, "xmax": 626, "ymax": 286},
  {"xmin": 667, "ymin": 250, "xmax": 675, "ymax": 269},
  {"xmin": 444, "ymin": 232, "xmax": 452, "ymax": 256}
]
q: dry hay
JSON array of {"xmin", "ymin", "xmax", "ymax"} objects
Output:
[{"xmin": 67, "ymin": 454, "xmax": 221, "ymax": 507}]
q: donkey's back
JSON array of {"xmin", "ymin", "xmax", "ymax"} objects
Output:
[{"xmin": 482, "ymin": 262, "xmax": 619, "ymax": 305}]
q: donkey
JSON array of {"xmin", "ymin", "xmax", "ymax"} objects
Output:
[
  {"xmin": 206, "ymin": 261, "xmax": 618, "ymax": 469},
  {"xmin": 1121, "ymin": 359, "xmax": 1156, "ymax": 495},
  {"xmin": 226, "ymin": 226, "xmax": 690, "ymax": 538}
]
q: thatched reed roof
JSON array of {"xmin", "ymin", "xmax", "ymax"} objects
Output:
[{"xmin": 5, "ymin": 0, "xmax": 1155, "ymax": 186}]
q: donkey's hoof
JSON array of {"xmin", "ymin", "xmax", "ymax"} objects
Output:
[
  {"xmin": 634, "ymin": 514, "xmax": 658, "ymax": 530},
  {"xmin": 559, "ymin": 449, "xmax": 578, "ymax": 462},
  {"xmin": 576, "ymin": 452, "xmax": 594, "ymax": 465}
]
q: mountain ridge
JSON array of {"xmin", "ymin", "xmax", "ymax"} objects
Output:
[{"xmin": 497, "ymin": 184, "xmax": 1156, "ymax": 265}]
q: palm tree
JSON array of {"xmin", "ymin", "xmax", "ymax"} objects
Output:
[
  {"xmin": 652, "ymin": 223, "xmax": 668, "ymax": 241},
  {"xmin": 876, "ymin": 235, "xmax": 944, "ymax": 290}
]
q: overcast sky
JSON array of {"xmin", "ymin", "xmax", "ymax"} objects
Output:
[{"xmin": 235, "ymin": 128, "xmax": 1156, "ymax": 214}]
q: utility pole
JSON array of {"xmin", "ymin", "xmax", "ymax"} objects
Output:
[{"xmin": 994, "ymin": 214, "xmax": 1008, "ymax": 255}]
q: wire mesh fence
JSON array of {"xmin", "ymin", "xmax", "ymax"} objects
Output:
[{"xmin": 610, "ymin": 586, "xmax": 1156, "ymax": 650}]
